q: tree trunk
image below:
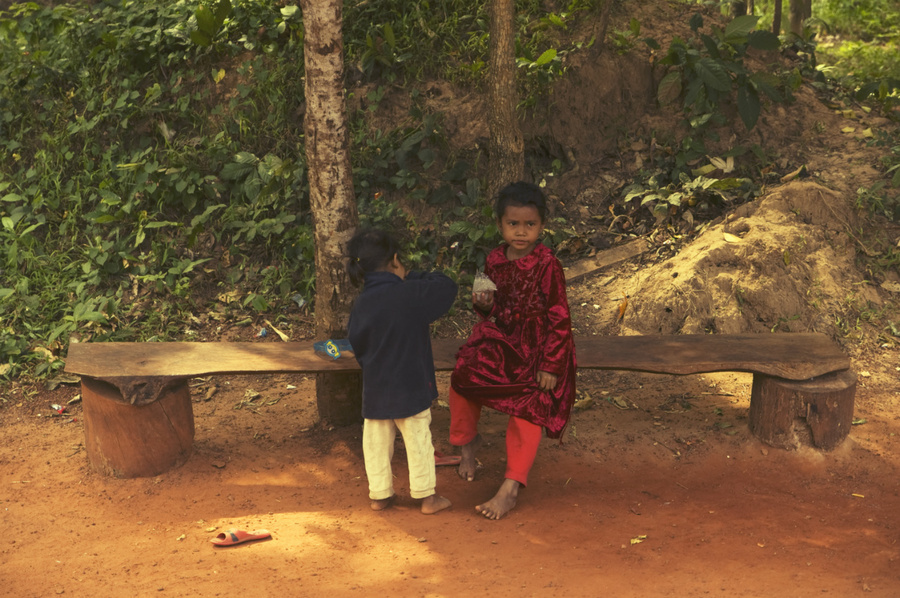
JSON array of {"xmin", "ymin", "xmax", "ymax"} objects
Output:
[
  {"xmin": 731, "ymin": 1, "xmax": 748, "ymax": 17},
  {"xmin": 487, "ymin": 0, "xmax": 524, "ymax": 201},
  {"xmin": 789, "ymin": 0, "xmax": 812, "ymax": 37},
  {"xmin": 299, "ymin": 0, "xmax": 362, "ymax": 426},
  {"xmin": 772, "ymin": 0, "xmax": 782, "ymax": 34}
]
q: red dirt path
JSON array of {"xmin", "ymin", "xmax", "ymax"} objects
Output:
[{"xmin": 3, "ymin": 367, "xmax": 899, "ymax": 597}]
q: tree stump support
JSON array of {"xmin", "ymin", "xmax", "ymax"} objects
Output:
[
  {"xmin": 748, "ymin": 369, "xmax": 857, "ymax": 450},
  {"xmin": 81, "ymin": 377, "xmax": 194, "ymax": 478}
]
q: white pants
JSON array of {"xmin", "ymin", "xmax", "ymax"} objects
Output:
[{"xmin": 363, "ymin": 408, "xmax": 436, "ymax": 501}]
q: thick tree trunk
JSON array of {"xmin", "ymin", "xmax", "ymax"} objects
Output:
[
  {"xmin": 789, "ymin": 0, "xmax": 812, "ymax": 36},
  {"xmin": 487, "ymin": 0, "xmax": 524, "ymax": 201},
  {"xmin": 299, "ymin": 0, "xmax": 362, "ymax": 426}
]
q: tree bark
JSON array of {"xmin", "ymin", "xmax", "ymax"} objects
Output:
[
  {"xmin": 772, "ymin": 0, "xmax": 782, "ymax": 34},
  {"xmin": 789, "ymin": 0, "xmax": 812, "ymax": 37},
  {"xmin": 487, "ymin": 0, "xmax": 524, "ymax": 201},
  {"xmin": 299, "ymin": 0, "xmax": 362, "ymax": 426}
]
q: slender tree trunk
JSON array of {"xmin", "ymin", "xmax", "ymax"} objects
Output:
[
  {"xmin": 731, "ymin": 1, "xmax": 748, "ymax": 17},
  {"xmin": 596, "ymin": 0, "xmax": 616, "ymax": 53},
  {"xmin": 487, "ymin": 0, "xmax": 524, "ymax": 201},
  {"xmin": 772, "ymin": 0, "xmax": 783, "ymax": 34},
  {"xmin": 299, "ymin": 0, "xmax": 362, "ymax": 426},
  {"xmin": 789, "ymin": 0, "xmax": 812, "ymax": 36}
]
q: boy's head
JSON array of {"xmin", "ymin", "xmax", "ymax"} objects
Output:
[
  {"xmin": 494, "ymin": 181, "xmax": 548, "ymax": 223},
  {"xmin": 346, "ymin": 228, "xmax": 402, "ymax": 286}
]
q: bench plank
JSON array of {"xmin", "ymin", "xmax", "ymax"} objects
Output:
[{"xmin": 65, "ymin": 333, "xmax": 849, "ymax": 382}]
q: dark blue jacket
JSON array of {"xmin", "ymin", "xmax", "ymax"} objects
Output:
[{"xmin": 347, "ymin": 270, "xmax": 458, "ymax": 419}]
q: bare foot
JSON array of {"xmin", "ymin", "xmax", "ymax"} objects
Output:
[
  {"xmin": 458, "ymin": 434, "xmax": 482, "ymax": 482},
  {"xmin": 420, "ymin": 494, "xmax": 452, "ymax": 515},
  {"xmin": 370, "ymin": 495, "xmax": 395, "ymax": 511},
  {"xmin": 476, "ymin": 478, "xmax": 520, "ymax": 520}
]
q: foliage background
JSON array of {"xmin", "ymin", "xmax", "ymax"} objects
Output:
[{"xmin": 0, "ymin": 0, "xmax": 898, "ymax": 382}]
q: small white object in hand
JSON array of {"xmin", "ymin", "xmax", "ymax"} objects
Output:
[{"xmin": 473, "ymin": 272, "xmax": 497, "ymax": 293}]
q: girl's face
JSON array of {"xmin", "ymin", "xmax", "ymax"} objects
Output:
[{"xmin": 498, "ymin": 203, "xmax": 543, "ymax": 260}]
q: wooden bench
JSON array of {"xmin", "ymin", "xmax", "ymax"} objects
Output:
[{"xmin": 64, "ymin": 333, "xmax": 856, "ymax": 478}]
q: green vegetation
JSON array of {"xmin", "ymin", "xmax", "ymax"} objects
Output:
[
  {"xmin": 0, "ymin": 0, "xmax": 597, "ymax": 380},
  {"xmin": 0, "ymin": 0, "xmax": 897, "ymax": 384}
]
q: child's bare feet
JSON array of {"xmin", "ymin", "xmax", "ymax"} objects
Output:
[
  {"xmin": 370, "ymin": 495, "xmax": 395, "ymax": 511},
  {"xmin": 476, "ymin": 478, "xmax": 520, "ymax": 520},
  {"xmin": 458, "ymin": 434, "xmax": 482, "ymax": 482},
  {"xmin": 420, "ymin": 494, "xmax": 452, "ymax": 514}
]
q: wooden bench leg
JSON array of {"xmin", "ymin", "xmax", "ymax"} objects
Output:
[
  {"xmin": 748, "ymin": 369, "xmax": 856, "ymax": 450},
  {"xmin": 81, "ymin": 377, "xmax": 195, "ymax": 478}
]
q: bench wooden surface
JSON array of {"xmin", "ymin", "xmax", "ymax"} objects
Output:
[
  {"xmin": 65, "ymin": 333, "xmax": 849, "ymax": 381},
  {"xmin": 65, "ymin": 332, "xmax": 856, "ymax": 478}
]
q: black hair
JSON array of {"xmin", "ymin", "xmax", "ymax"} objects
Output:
[
  {"xmin": 494, "ymin": 181, "xmax": 549, "ymax": 222},
  {"xmin": 346, "ymin": 227, "xmax": 401, "ymax": 286}
]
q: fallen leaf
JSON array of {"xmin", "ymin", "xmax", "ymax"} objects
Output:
[
  {"xmin": 630, "ymin": 535, "xmax": 647, "ymax": 545},
  {"xmin": 780, "ymin": 164, "xmax": 807, "ymax": 182},
  {"xmin": 841, "ymin": 126, "xmax": 856, "ymax": 133},
  {"xmin": 573, "ymin": 394, "xmax": 594, "ymax": 411},
  {"xmin": 723, "ymin": 232, "xmax": 742, "ymax": 243},
  {"xmin": 264, "ymin": 318, "xmax": 290, "ymax": 342}
]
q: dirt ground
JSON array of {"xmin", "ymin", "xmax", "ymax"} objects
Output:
[{"xmin": 2, "ymin": 361, "xmax": 900, "ymax": 597}]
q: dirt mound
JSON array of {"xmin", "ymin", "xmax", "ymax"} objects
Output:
[{"xmin": 623, "ymin": 181, "xmax": 883, "ymax": 340}]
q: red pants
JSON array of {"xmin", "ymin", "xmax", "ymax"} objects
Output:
[{"xmin": 448, "ymin": 387, "xmax": 542, "ymax": 486}]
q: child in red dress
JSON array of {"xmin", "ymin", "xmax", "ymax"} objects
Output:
[{"xmin": 449, "ymin": 181, "xmax": 577, "ymax": 520}]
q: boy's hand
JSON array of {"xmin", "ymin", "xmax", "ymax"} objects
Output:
[
  {"xmin": 536, "ymin": 370, "xmax": 558, "ymax": 392},
  {"xmin": 472, "ymin": 290, "xmax": 494, "ymax": 311}
]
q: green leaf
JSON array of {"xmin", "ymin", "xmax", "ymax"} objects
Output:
[
  {"xmin": 723, "ymin": 15, "xmax": 759, "ymax": 43},
  {"xmin": 448, "ymin": 221, "xmax": 471, "ymax": 234},
  {"xmin": 689, "ymin": 13, "xmax": 704, "ymax": 32},
  {"xmin": 534, "ymin": 48, "xmax": 558, "ymax": 66},
  {"xmin": 214, "ymin": 0, "xmax": 232, "ymax": 25},
  {"xmin": 748, "ymin": 30, "xmax": 780, "ymax": 51},
  {"xmin": 383, "ymin": 23, "xmax": 396, "ymax": 49},
  {"xmin": 190, "ymin": 29, "xmax": 212, "ymax": 47},
  {"xmin": 657, "ymin": 71, "xmax": 682, "ymax": 105},
  {"xmin": 695, "ymin": 58, "xmax": 732, "ymax": 92},
  {"xmin": 196, "ymin": 5, "xmax": 217, "ymax": 36},
  {"xmin": 0, "ymin": 288, "xmax": 14, "ymax": 300},
  {"xmin": 737, "ymin": 86, "xmax": 760, "ymax": 130}
]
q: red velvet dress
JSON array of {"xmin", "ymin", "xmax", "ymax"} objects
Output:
[{"xmin": 450, "ymin": 243, "xmax": 577, "ymax": 438}]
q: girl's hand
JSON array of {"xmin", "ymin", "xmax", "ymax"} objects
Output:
[
  {"xmin": 472, "ymin": 290, "xmax": 494, "ymax": 311},
  {"xmin": 536, "ymin": 370, "xmax": 558, "ymax": 392}
]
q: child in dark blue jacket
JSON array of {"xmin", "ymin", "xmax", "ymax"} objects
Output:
[{"xmin": 346, "ymin": 228, "xmax": 457, "ymax": 514}]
